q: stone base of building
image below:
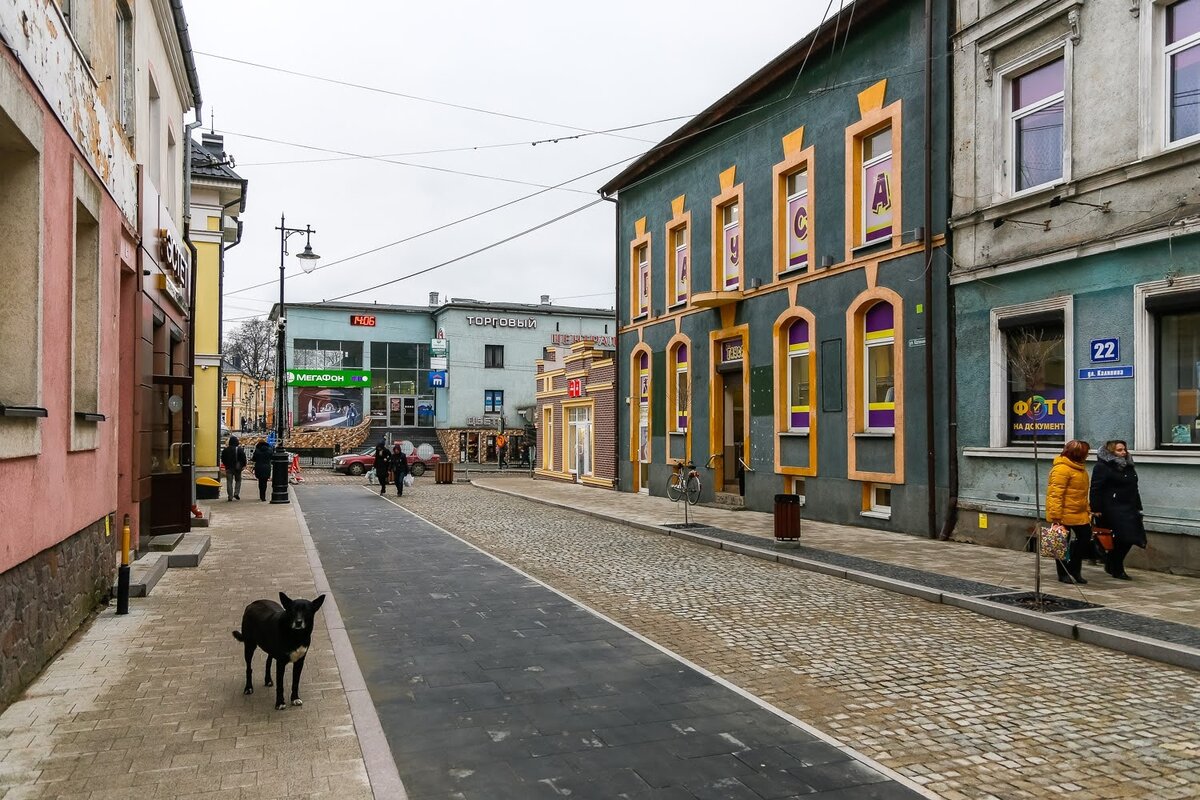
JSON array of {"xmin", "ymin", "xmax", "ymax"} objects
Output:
[
  {"xmin": 951, "ymin": 510, "xmax": 1200, "ymax": 577},
  {"xmin": 534, "ymin": 468, "xmax": 615, "ymax": 489},
  {"xmin": 0, "ymin": 517, "xmax": 116, "ymax": 709}
]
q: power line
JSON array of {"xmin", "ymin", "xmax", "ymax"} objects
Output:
[
  {"xmin": 224, "ymin": 151, "xmax": 642, "ymax": 297},
  {"xmin": 217, "ymin": 128, "xmax": 596, "ymax": 195},
  {"xmin": 324, "ymin": 199, "xmax": 605, "ymax": 303},
  {"xmin": 195, "ymin": 50, "xmax": 658, "ymax": 144}
]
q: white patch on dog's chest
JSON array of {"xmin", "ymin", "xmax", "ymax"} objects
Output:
[{"xmin": 288, "ymin": 646, "xmax": 307, "ymax": 663}]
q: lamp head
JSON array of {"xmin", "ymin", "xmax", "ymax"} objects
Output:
[{"xmin": 297, "ymin": 242, "xmax": 320, "ymax": 272}]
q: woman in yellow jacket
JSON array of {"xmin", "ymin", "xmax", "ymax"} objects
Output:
[{"xmin": 1045, "ymin": 439, "xmax": 1094, "ymax": 584}]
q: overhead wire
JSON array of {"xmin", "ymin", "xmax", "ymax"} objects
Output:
[{"xmin": 195, "ymin": 50, "xmax": 658, "ymax": 144}]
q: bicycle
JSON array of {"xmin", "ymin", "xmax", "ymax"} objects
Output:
[{"xmin": 667, "ymin": 460, "xmax": 701, "ymax": 505}]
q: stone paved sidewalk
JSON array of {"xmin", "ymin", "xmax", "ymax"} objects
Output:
[
  {"xmin": 0, "ymin": 499, "xmax": 374, "ymax": 800},
  {"xmin": 472, "ymin": 478, "xmax": 1200, "ymax": 627}
]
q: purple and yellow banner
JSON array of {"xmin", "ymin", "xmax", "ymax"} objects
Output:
[
  {"xmin": 675, "ymin": 246, "xmax": 688, "ymax": 304},
  {"xmin": 788, "ymin": 320, "xmax": 810, "ymax": 429},
  {"xmin": 864, "ymin": 156, "xmax": 893, "ymax": 243},
  {"xmin": 724, "ymin": 224, "xmax": 741, "ymax": 289},
  {"xmin": 787, "ymin": 195, "xmax": 810, "ymax": 268}
]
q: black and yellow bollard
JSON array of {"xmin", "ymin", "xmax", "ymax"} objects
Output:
[{"xmin": 116, "ymin": 514, "xmax": 131, "ymax": 615}]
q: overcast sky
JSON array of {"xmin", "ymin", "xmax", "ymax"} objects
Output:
[{"xmin": 186, "ymin": 1, "xmax": 845, "ymax": 328}]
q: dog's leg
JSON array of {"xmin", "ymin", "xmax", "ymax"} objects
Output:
[
  {"xmin": 242, "ymin": 640, "xmax": 256, "ymax": 695},
  {"xmin": 264, "ymin": 654, "xmax": 274, "ymax": 687},
  {"xmin": 274, "ymin": 659, "xmax": 287, "ymax": 710},
  {"xmin": 290, "ymin": 656, "xmax": 305, "ymax": 706}
]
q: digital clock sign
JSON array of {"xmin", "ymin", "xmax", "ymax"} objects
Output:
[{"xmin": 350, "ymin": 314, "xmax": 377, "ymax": 327}]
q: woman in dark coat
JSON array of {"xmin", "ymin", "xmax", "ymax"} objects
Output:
[
  {"xmin": 1090, "ymin": 440, "xmax": 1146, "ymax": 580},
  {"xmin": 373, "ymin": 442, "xmax": 393, "ymax": 496},
  {"xmin": 251, "ymin": 441, "xmax": 274, "ymax": 501},
  {"xmin": 391, "ymin": 443, "xmax": 410, "ymax": 497}
]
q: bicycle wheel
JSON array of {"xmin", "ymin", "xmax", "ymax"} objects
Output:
[
  {"xmin": 685, "ymin": 474, "xmax": 701, "ymax": 505},
  {"xmin": 666, "ymin": 476, "xmax": 683, "ymax": 502}
]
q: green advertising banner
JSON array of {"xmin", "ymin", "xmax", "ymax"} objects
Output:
[{"xmin": 286, "ymin": 369, "xmax": 370, "ymax": 388}]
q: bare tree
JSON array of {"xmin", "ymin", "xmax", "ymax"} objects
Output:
[
  {"xmin": 1005, "ymin": 326, "xmax": 1063, "ymax": 606},
  {"xmin": 224, "ymin": 318, "xmax": 275, "ymax": 383}
]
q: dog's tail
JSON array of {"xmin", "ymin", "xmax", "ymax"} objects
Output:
[{"xmin": 231, "ymin": 630, "xmax": 244, "ymax": 642}]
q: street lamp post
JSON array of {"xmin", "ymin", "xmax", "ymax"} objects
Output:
[{"xmin": 271, "ymin": 213, "xmax": 320, "ymax": 504}]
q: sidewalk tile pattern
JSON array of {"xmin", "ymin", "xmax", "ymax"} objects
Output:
[{"xmin": 0, "ymin": 499, "xmax": 372, "ymax": 800}]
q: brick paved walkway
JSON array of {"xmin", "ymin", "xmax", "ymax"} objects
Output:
[
  {"xmin": 392, "ymin": 482, "xmax": 1200, "ymax": 800},
  {"xmin": 0, "ymin": 499, "xmax": 373, "ymax": 800}
]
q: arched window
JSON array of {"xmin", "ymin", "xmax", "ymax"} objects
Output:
[
  {"xmin": 637, "ymin": 351, "xmax": 650, "ymax": 463},
  {"xmin": 673, "ymin": 344, "xmax": 688, "ymax": 432},
  {"xmin": 787, "ymin": 320, "xmax": 811, "ymax": 432},
  {"xmin": 864, "ymin": 301, "xmax": 896, "ymax": 432}
]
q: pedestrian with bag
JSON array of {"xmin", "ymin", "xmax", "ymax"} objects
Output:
[
  {"xmin": 392, "ymin": 443, "xmax": 410, "ymax": 497},
  {"xmin": 251, "ymin": 440, "xmax": 273, "ymax": 501},
  {"xmin": 373, "ymin": 442, "xmax": 393, "ymax": 496},
  {"xmin": 220, "ymin": 436, "xmax": 247, "ymax": 501},
  {"xmin": 1045, "ymin": 439, "xmax": 1094, "ymax": 584},
  {"xmin": 496, "ymin": 433, "xmax": 507, "ymax": 470},
  {"xmin": 1090, "ymin": 440, "xmax": 1146, "ymax": 581}
]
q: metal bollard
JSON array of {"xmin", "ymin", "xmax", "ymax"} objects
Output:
[{"xmin": 116, "ymin": 515, "xmax": 131, "ymax": 615}]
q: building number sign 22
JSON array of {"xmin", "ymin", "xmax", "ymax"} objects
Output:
[
  {"xmin": 1090, "ymin": 337, "xmax": 1119, "ymax": 363},
  {"xmin": 567, "ymin": 379, "xmax": 584, "ymax": 398}
]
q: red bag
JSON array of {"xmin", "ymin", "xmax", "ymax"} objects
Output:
[{"xmin": 1092, "ymin": 527, "xmax": 1114, "ymax": 553}]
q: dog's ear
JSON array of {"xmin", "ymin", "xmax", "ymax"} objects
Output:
[
  {"xmin": 279, "ymin": 592, "xmax": 293, "ymax": 609},
  {"xmin": 311, "ymin": 594, "xmax": 326, "ymax": 612}
]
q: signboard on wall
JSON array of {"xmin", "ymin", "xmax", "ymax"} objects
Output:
[
  {"xmin": 296, "ymin": 388, "xmax": 364, "ymax": 428},
  {"xmin": 350, "ymin": 314, "xmax": 376, "ymax": 327},
  {"xmin": 567, "ymin": 378, "xmax": 584, "ymax": 398},
  {"xmin": 431, "ymin": 338, "xmax": 449, "ymax": 357},
  {"xmin": 286, "ymin": 369, "xmax": 370, "ymax": 388},
  {"xmin": 721, "ymin": 339, "xmax": 744, "ymax": 363},
  {"xmin": 1009, "ymin": 389, "xmax": 1066, "ymax": 440},
  {"xmin": 429, "ymin": 371, "xmax": 448, "ymax": 388}
]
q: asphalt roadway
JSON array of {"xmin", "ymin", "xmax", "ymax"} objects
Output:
[{"xmin": 297, "ymin": 483, "xmax": 925, "ymax": 800}]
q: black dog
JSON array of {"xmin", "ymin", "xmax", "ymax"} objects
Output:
[{"xmin": 232, "ymin": 592, "xmax": 326, "ymax": 710}]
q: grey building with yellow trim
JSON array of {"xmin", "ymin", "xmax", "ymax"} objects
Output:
[{"xmin": 601, "ymin": 0, "xmax": 954, "ymax": 534}]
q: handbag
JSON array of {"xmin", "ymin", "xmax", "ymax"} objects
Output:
[
  {"xmin": 1092, "ymin": 526, "xmax": 1114, "ymax": 553},
  {"xmin": 1039, "ymin": 523, "xmax": 1070, "ymax": 561}
]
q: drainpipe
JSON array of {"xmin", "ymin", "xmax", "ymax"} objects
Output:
[
  {"xmin": 922, "ymin": 0, "xmax": 937, "ymax": 538},
  {"xmin": 939, "ymin": 0, "xmax": 961, "ymax": 540},
  {"xmin": 601, "ymin": 191, "xmax": 619, "ymax": 488}
]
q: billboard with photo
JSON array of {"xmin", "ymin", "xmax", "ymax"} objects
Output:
[{"xmin": 296, "ymin": 387, "xmax": 364, "ymax": 428}]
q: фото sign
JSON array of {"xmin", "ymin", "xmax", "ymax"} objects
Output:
[
  {"xmin": 286, "ymin": 369, "xmax": 370, "ymax": 388},
  {"xmin": 1010, "ymin": 389, "xmax": 1066, "ymax": 440}
]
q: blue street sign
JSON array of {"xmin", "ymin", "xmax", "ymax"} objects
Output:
[
  {"xmin": 1079, "ymin": 365, "xmax": 1134, "ymax": 380},
  {"xmin": 1090, "ymin": 337, "xmax": 1120, "ymax": 363},
  {"xmin": 428, "ymin": 370, "xmax": 448, "ymax": 388},
  {"xmin": 267, "ymin": 431, "xmax": 277, "ymax": 446}
]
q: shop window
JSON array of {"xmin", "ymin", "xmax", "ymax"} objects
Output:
[
  {"xmin": 1009, "ymin": 58, "xmax": 1065, "ymax": 193},
  {"xmin": 567, "ymin": 405, "xmax": 593, "ymax": 477},
  {"xmin": 788, "ymin": 319, "xmax": 812, "ymax": 433},
  {"xmin": 1003, "ymin": 318, "xmax": 1066, "ymax": 446},
  {"xmin": 485, "ymin": 344, "xmax": 504, "ymax": 369},
  {"xmin": 0, "ymin": 92, "xmax": 43, "ymax": 458},
  {"xmin": 294, "ymin": 339, "xmax": 363, "ymax": 369},
  {"xmin": 863, "ymin": 302, "xmax": 895, "ymax": 432},
  {"xmin": 484, "ymin": 389, "xmax": 504, "ymax": 414},
  {"xmin": 1168, "ymin": 0, "xmax": 1200, "ymax": 144},
  {"xmin": 669, "ymin": 224, "xmax": 689, "ymax": 307},
  {"xmin": 1152, "ymin": 296, "xmax": 1200, "ymax": 447}
]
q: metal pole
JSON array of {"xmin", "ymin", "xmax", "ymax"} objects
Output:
[
  {"xmin": 116, "ymin": 515, "xmax": 131, "ymax": 615},
  {"xmin": 271, "ymin": 213, "xmax": 291, "ymax": 503}
]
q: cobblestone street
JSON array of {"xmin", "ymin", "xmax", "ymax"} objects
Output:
[{"xmin": 385, "ymin": 481, "xmax": 1200, "ymax": 800}]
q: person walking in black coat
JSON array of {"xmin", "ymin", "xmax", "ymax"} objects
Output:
[
  {"xmin": 220, "ymin": 436, "xmax": 248, "ymax": 501},
  {"xmin": 373, "ymin": 442, "xmax": 393, "ymax": 496},
  {"xmin": 251, "ymin": 441, "xmax": 274, "ymax": 501},
  {"xmin": 1090, "ymin": 440, "xmax": 1146, "ymax": 580},
  {"xmin": 391, "ymin": 443, "xmax": 410, "ymax": 497}
]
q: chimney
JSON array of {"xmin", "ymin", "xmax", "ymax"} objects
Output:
[
  {"xmin": 540, "ymin": 294, "xmax": 551, "ymax": 305},
  {"xmin": 201, "ymin": 132, "xmax": 225, "ymax": 158},
  {"xmin": 428, "ymin": 291, "xmax": 439, "ymax": 307}
]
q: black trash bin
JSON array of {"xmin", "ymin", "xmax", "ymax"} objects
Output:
[{"xmin": 773, "ymin": 494, "xmax": 801, "ymax": 540}]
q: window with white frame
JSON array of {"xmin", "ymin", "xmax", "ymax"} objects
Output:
[
  {"xmin": 787, "ymin": 319, "xmax": 811, "ymax": 433},
  {"xmin": 863, "ymin": 302, "xmax": 896, "ymax": 432},
  {"xmin": 1167, "ymin": 0, "xmax": 1200, "ymax": 144},
  {"xmin": 671, "ymin": 225, "xmax": 689, "ymax": 306},
  {"xmin": 636, "ymin": 243, "xmax": 650, "ymax": 317},
  {"xmin": 637, "ymin": 351, "xmax": 650, "ymax": 463},
  {"xmin": 868, "ymin": 483, "xmax": 892, "ymax": 516},
  {"xmin": 567, "ymin": 405, "xmax": 592, "ymax": 476},
  {"xmin": 861, "ymin": 128, "xmax": 894, "ymax": 245},
  {"xmin": 721, "ymin": 201, "xmax": 741, "ymax": 290},
  {"xmin": 673, "ymin": 345, "xmax": 688, "ymax": 433},
  {"xmin": 1148, "ymin": 291, "xmax": 1200, "ymax": 447},
  {"xmin": 1010, "ymin": 57, "xmax": 1065, "ymax": 192},
  {"xmin": 785, "ymin": 170, "xmax": 811, "ymax": 271}
]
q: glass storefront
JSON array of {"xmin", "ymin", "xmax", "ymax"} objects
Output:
[{"xmin": 369, "ymin": 341, "xmax": 435, "ymax": 428}]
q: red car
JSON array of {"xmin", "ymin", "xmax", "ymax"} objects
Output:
[{"xmin": 332, "ymin": 445, "xmax": 439, "ymax": 477}]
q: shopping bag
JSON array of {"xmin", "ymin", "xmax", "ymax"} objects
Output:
[
  {"xmin": 1039, "ymin": 523, "xmax": 1070, "ymax": 561},
  {"xmin": 1092, "ymin": 526, "xmax": 1114, "ymax": 554},
  {"xmin": 403, "ymin": 474, "xmax": 414, "ymax": 487}
]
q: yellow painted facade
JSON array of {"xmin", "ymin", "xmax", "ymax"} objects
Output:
[{"xmin": 194, "ymin": 233, "xmax": 222, "ymax": 467}]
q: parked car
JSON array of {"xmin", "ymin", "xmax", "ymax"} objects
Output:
[{"xmin": 331, "ymin": 445, "xmax": 440, "ymax": 477}]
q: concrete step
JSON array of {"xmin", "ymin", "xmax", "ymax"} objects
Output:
[
  {"xmin": 710, "ymin": 492, "xmax": 745, "ymax": 510},
  {"xmin": 147, "ymin": 533, "xmax": 184, "ymax": 551},
  {"xmin": 165, "ymin": 534, "xmax": 210, "ymax": 568},
  {"xmin": 112, "ymin": 552, "xmax": 168, "ymax": 598}
]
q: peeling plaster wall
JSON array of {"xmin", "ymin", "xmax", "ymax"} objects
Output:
[{"xmin": 0, "ymin": 1, "xmax": 138, "ymax": 224}]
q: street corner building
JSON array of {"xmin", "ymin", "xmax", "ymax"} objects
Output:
[
  {"xmin": 0, "ymin": 0, "xmax": 202, "ymax": 705},
  {"xmin": 949, "ymin": 0, "xmax": 1200, "ymax": 573},
  {"xmin": 535, "ymin": 340, "xmax": 618, "ymax": 487},
  {"xmin": 602, "ymin": 0, "xmax": 954, "ymax": 533}
]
